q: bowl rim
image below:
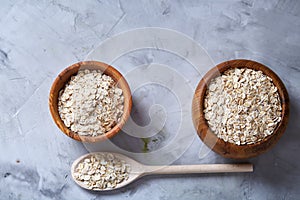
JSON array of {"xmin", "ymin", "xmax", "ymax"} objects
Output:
[
  {"xmin": 192, "ymin": 59, "xmax": 290, "ymax": 159},
  {"xmin": 49, "ymin": 61, "xmax": 132, "ymax": 143}
]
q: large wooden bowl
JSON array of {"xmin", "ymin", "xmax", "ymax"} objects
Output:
[
  {"xmin": 192, "ymin": 59, "xmax": 289, "ymax": 159},
  {"xmin": 49, "ymin": 61, "xmax": 132, "ymax": 143}
]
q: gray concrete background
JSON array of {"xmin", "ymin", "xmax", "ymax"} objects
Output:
[{"xmin": 0, "ymin": 0, "xmax": 300, "ymax": 199}]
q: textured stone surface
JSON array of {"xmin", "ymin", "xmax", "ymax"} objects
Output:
[{"xmin": 1, "ymin": 0, "xmax": 300, "ymax": 199}]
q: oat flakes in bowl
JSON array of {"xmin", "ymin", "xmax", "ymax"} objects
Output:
[
  {"xmin": 49, "ymin": 61, "xmax": 132, "ymax": 143},
  {"xmin": 192, "ymin": 59, "xmax": 289, "ymax": 159}
]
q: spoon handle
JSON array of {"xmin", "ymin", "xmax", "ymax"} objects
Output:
[{"xmin": 145, "ymin": 164, "xmax": 253, "ymax": 175}]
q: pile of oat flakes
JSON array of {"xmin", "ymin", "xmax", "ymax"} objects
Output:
[
  {"xmin": 204, "ymin": 68, "xmax": 282, "ymax": 145},
  {"xmin": 73, "ymin": 153, "xmax": 130, "ymax": 190},
  {"xmin": 58, "ymin": 69, "xmax": 124, "ymax": 137}
]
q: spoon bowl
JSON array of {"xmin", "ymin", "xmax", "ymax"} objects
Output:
[
  {"xmin": 71, "ymin": 152, "xmax": 253, "ymax": 191},
  {"xmin": 71, "ymin": 152, "xmax": 143, "ymax": 191}
]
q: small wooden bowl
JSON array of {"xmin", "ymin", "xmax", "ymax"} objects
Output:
[
  {"xmin": 192, "ymin": 59, "xmax": 289, "ymax": 159},
  {"xmin": 49, "ymin": 61, "xmax": 132, "ymax": 143}
]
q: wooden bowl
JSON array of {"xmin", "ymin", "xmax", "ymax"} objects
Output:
[
  {"xmin": 49, "ymin": 61, "xmax": 132, "ymax": 143},
  {"xmin": 192, "ymin": 59, "xmax": 289, "ymax": 159}
]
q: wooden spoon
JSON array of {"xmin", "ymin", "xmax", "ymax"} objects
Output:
[{"xmin": 71, "ymin": 152, "xmax": 253, "ymax": 191}]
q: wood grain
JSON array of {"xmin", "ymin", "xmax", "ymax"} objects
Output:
[
  {"xmin": 49, "ymin": 61, "xmax": 132, "ymax": 143},
  {"xmin": 192, "ymin": 59, "xmax": 290, "ymax": 159},
  {"xmin": 145, "ymin": 164, "xmax": 253, "ymax": 174}
]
